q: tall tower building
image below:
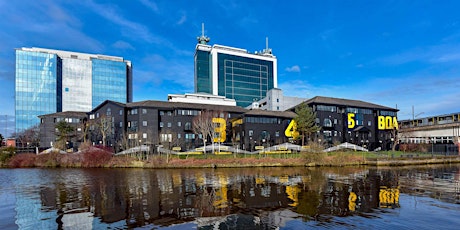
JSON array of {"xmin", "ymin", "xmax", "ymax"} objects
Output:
[
  {"xmin": 194, "ymin": 25, "xmax": 277, "ymax": 107},
  {"xmin": 15, "ymin": 47, "xmax": 132, "ymax": 133}
]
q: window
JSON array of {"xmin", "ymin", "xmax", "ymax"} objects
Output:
[
  {"xmin": 167, "ymin": 111, "xmax": 172, "ymax": 116},
  {"xmin": 177, "ymin": 133, "xmax": 181, "ymax": 139},
  {"xmin": 106, "ymin": 108, "xmax": 111, "ymax": 116},
  {"xmin": 275, "ymin": 131, "xmax": 280, "ymax": 137},
  {"xmin": 167, "ymin": 122, "xmax": 172, "ymax": 127},
  {"xmin": 131, "ymin": 109, "xmax": 138, "ymax": 115},
  {"xmin": 160, "ymin": 111, "xmax": 164, "ymax": 116},
  {"xmin": 323, "ymin": 118, "xmax": 332, "ymax": 127},
  {"xmin": 119, "ymin": 110, "xmax": 123, "ymax": 115},
  {"xmin": 90, "ymin": 114, "xmax": 95, "ymax": 119},
  {"xmin": 160, "ymin": 122, "xmax": 164, "ymax": 128},
  {"xmin": 119, "ymin": 122, "xmax": 123, "ymax": 128},
  {"xmin": 96, "ymin": 113, "xmax": 99, "ymax": 118},
  {"xmin": 317, "ymin": 105, "xmax": 336, "ymax": 112},
  {"xmin": 142, "ymin": 109, "xmax": 147, "ymax": 114},
  {"xmin": 249, "ymin": 130, "xmax": 253, "ymax": 137},
  {"xmin": 368, "ymin": 121, "xmax": 372, "ymax": 126},
  {"xmin": 143, "ymin": 121, "xmax": 147, "ymax": 126},
  {"xmin": 160, "ymin": 134, "xmax": 172, "ymax": 142},
  {"xmin": 143, "ymin": 133, "xmax": 147, "ymax": 139},
  {"xmin": 185, "ymin": 122, "xmax": 192, "ymax": 130},
  {"xmin": 177, "ymin": 121, "xmax": 181, "ymax": 127}
]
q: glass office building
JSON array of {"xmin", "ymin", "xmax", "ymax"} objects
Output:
[
  {"xmin": 15, "ymin": 50, "xmax": 60, "ymax": 133},
  {"xmin": 15, "ymin": 47, "xmax": 132, "ymax": 133},
  {"xmin": 194, "ymin": 39, "xmax": 277, "ymax": 107},
  {"xmin": 194, "ymin": 49, "xmax": 212, "ymax": 94}
]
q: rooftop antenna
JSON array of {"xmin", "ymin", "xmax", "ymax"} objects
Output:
[
  {"xmin": 266, "ymin": 37, "xmax": 268, "ymax": 50},
  {"xmin": 197, "ymin": 23, "xmax": 210, "ymax": 45},
  {"xmin": 262, "ymin": 37, "xmax": 272, "ymax": 55}
]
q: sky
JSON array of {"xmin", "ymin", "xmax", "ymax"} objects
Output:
[{"xmin": 1, "ymin": 0, "xmax": 460, "ymax": 125}]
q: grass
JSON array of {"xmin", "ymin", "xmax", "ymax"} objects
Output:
[{"xmin": 2, "ymin": 149, "xmax": 459, "ymax": 168}]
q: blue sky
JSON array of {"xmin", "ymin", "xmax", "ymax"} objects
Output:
[{"xmin": 1, "ymin": 0, "xmax": 460, "ymax": 122}]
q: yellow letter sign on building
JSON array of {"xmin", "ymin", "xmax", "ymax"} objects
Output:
[
  {"xmin": 348, "ymin": 113, "xmax": 356, "ymax": 129},
  {"xmin": 378, "ymin": 116, "xmax": 398, "ymax": 130},
  {"xmin": 212, "ymin": 117, "xmax": 226, "ymax": 143},
  {"xmin": 285, "ymin": 120, "xmax": 299, "ymax": 139}
]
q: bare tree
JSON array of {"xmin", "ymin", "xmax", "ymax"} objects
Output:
[
  {"xmin": 391, "ymin": 127, "xmax": 399, "ymax": 151},
  {"xmin": 79, "ymin": 118, "xmax": 91, "ymax": 144},
  {"xmin": 192, "ymin": 111, "xmax": 214, "ymax": 154},
  {"xmin": 95, "ymin": 115, "xmax": 113, "ymax": 147},
  {"xmin": 15, "ymin": 125, "xmax": 40, "ymax": 148}
]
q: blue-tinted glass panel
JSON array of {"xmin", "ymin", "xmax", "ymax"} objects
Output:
[
  {"xmin": 92, "ymin": 59, "xmax": 128, "ymax": 108},
  {"xmin": 195, "ymin": 50, "xmax": 212, "ymax": 94},
  {"xmin": 217, "ymin": 53, "xmax": 274, "ymax": 107},
  {"xmin": 15, "ymin": 50, "xmax": 58, "ymax": 133}
]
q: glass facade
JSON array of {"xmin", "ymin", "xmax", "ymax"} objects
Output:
[
  {"xmin": 62, "ymin": 58, "xmax": 92, "ymax": 111},
  {"xmin": 194, "ymin": 50, "xmax": 212, "ymax": 94},
  {"xmin": 15, "ymin": 50, "xmax": 59, "ymax": 133},
  {"xmin": 217, "ymin": 53, "xmax": 274, "ymax": 107},
  {"xmin": 92, "ymin": 59, "xmax": 128, "ymax": 108},
  {"xmin": 15, "ymin": 48, "xmax": 131, "ymax": 133}
]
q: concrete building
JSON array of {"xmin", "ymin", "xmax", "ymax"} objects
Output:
[
  {"xmin": 246, "ymin": 88, "xmax": 307, "ymax": 111},
  {"xmin": 15, "ymin": 47, "xmax": 132, "ymax": 134},
  {"xmin": 398, "ymin": 113, "xmax": 460, "ymax": 154},
  {"xmin": 194, "ymin": 25, "xmax": 277, "ymax": 107},
  {"xmin": 38, "ymin": 111, "xmax": 87, "ymax": 150},
  {"xmin": 39, "ymin": 99, "xmax": 296, "ymax": 152},
  {"xmin": 290, "ymin": 96, "xmax": 399, "ymax": 150}
]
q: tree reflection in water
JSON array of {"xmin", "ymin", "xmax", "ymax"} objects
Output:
[{"xmin": 4, "ymin": 164, "xmax": 460, "ymax": 229}]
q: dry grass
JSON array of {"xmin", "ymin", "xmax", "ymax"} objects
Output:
[{"xmin": 5, "ymin": 150, "xmax": 438, "ymax": 169}]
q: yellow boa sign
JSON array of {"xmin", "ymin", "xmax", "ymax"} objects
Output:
[
  {"xmin": 348, "ymin": 113, "xmax": 398, "ymax": 130},
  {"xmin": 378, "ymin": 116, "xmax": 398, "ymax": 130}
]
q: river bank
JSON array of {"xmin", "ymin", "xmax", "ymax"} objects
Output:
[{"xmin": 2, "ymin": 149, "xmax": 460, "ymax": 168}]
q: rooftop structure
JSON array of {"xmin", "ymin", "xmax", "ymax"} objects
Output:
[
  {"xmin": 167, "ymin": 93, "xmax": 236, "ymax": 106},
  {"xmin": 194, "ymin": 24, "xmax": 277, "ymax": 107}
]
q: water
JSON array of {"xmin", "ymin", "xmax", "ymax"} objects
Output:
[{"xmin": 0, "ymin": 165, "xmax": 459, "ymax": 229}]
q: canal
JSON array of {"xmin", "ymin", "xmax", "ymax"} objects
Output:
[{"xmin": 1, "ymin": 165, "xmax": 460, "ymax": 229}]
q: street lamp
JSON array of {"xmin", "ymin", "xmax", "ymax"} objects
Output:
[
  {"xmin": 431, "ymin": 137, "xmax": 434, "ymax": 155},
  {"xmin": 412, "ymin": 106, "xmax": 424, "ymax": 127}
]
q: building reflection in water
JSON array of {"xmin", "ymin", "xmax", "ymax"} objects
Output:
[{"xmin": 12, "ymin": 165, "xmax": 459, "ymax": 229}]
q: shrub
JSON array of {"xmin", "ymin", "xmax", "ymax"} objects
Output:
[
  {"xmin": 0, "ymin": 153, "xmax": 14, "ymax": 166},
  {"xmin": 35, "ymin": 152, "xmax": 62, "ymax": 167},
  {"xmin": 8, "ymin": 153, "xmax": 37, "ymax": 167},
  {"xmin": 82, "ymin": 147, "xmax": 113, "ymax": 167},
  {"xmin": 78, "ymin": 141, "xmax": 92, "ymax": 152}
]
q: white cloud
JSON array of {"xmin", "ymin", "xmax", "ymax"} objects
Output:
[
  {"xmin": 379, "ymin": 43, "xmax": 460, "ymax": 65},
  {"xmin": 177, "ymin": 14, "xmax": 187, "ymax": 25},
  {"xmin": 285, "ymin": 65, "xmax": 301, "ymax": 72},
  {"xmin": 138, "ymin": 0, "xmax": 159, "ymax": 13},
  {"xmin": 83, "ymin": 1, "xmax": 163, "ymax": 44},
  {"xmin": 112, "ymin": 40, "xmax": 135, "ymax": 50}
]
